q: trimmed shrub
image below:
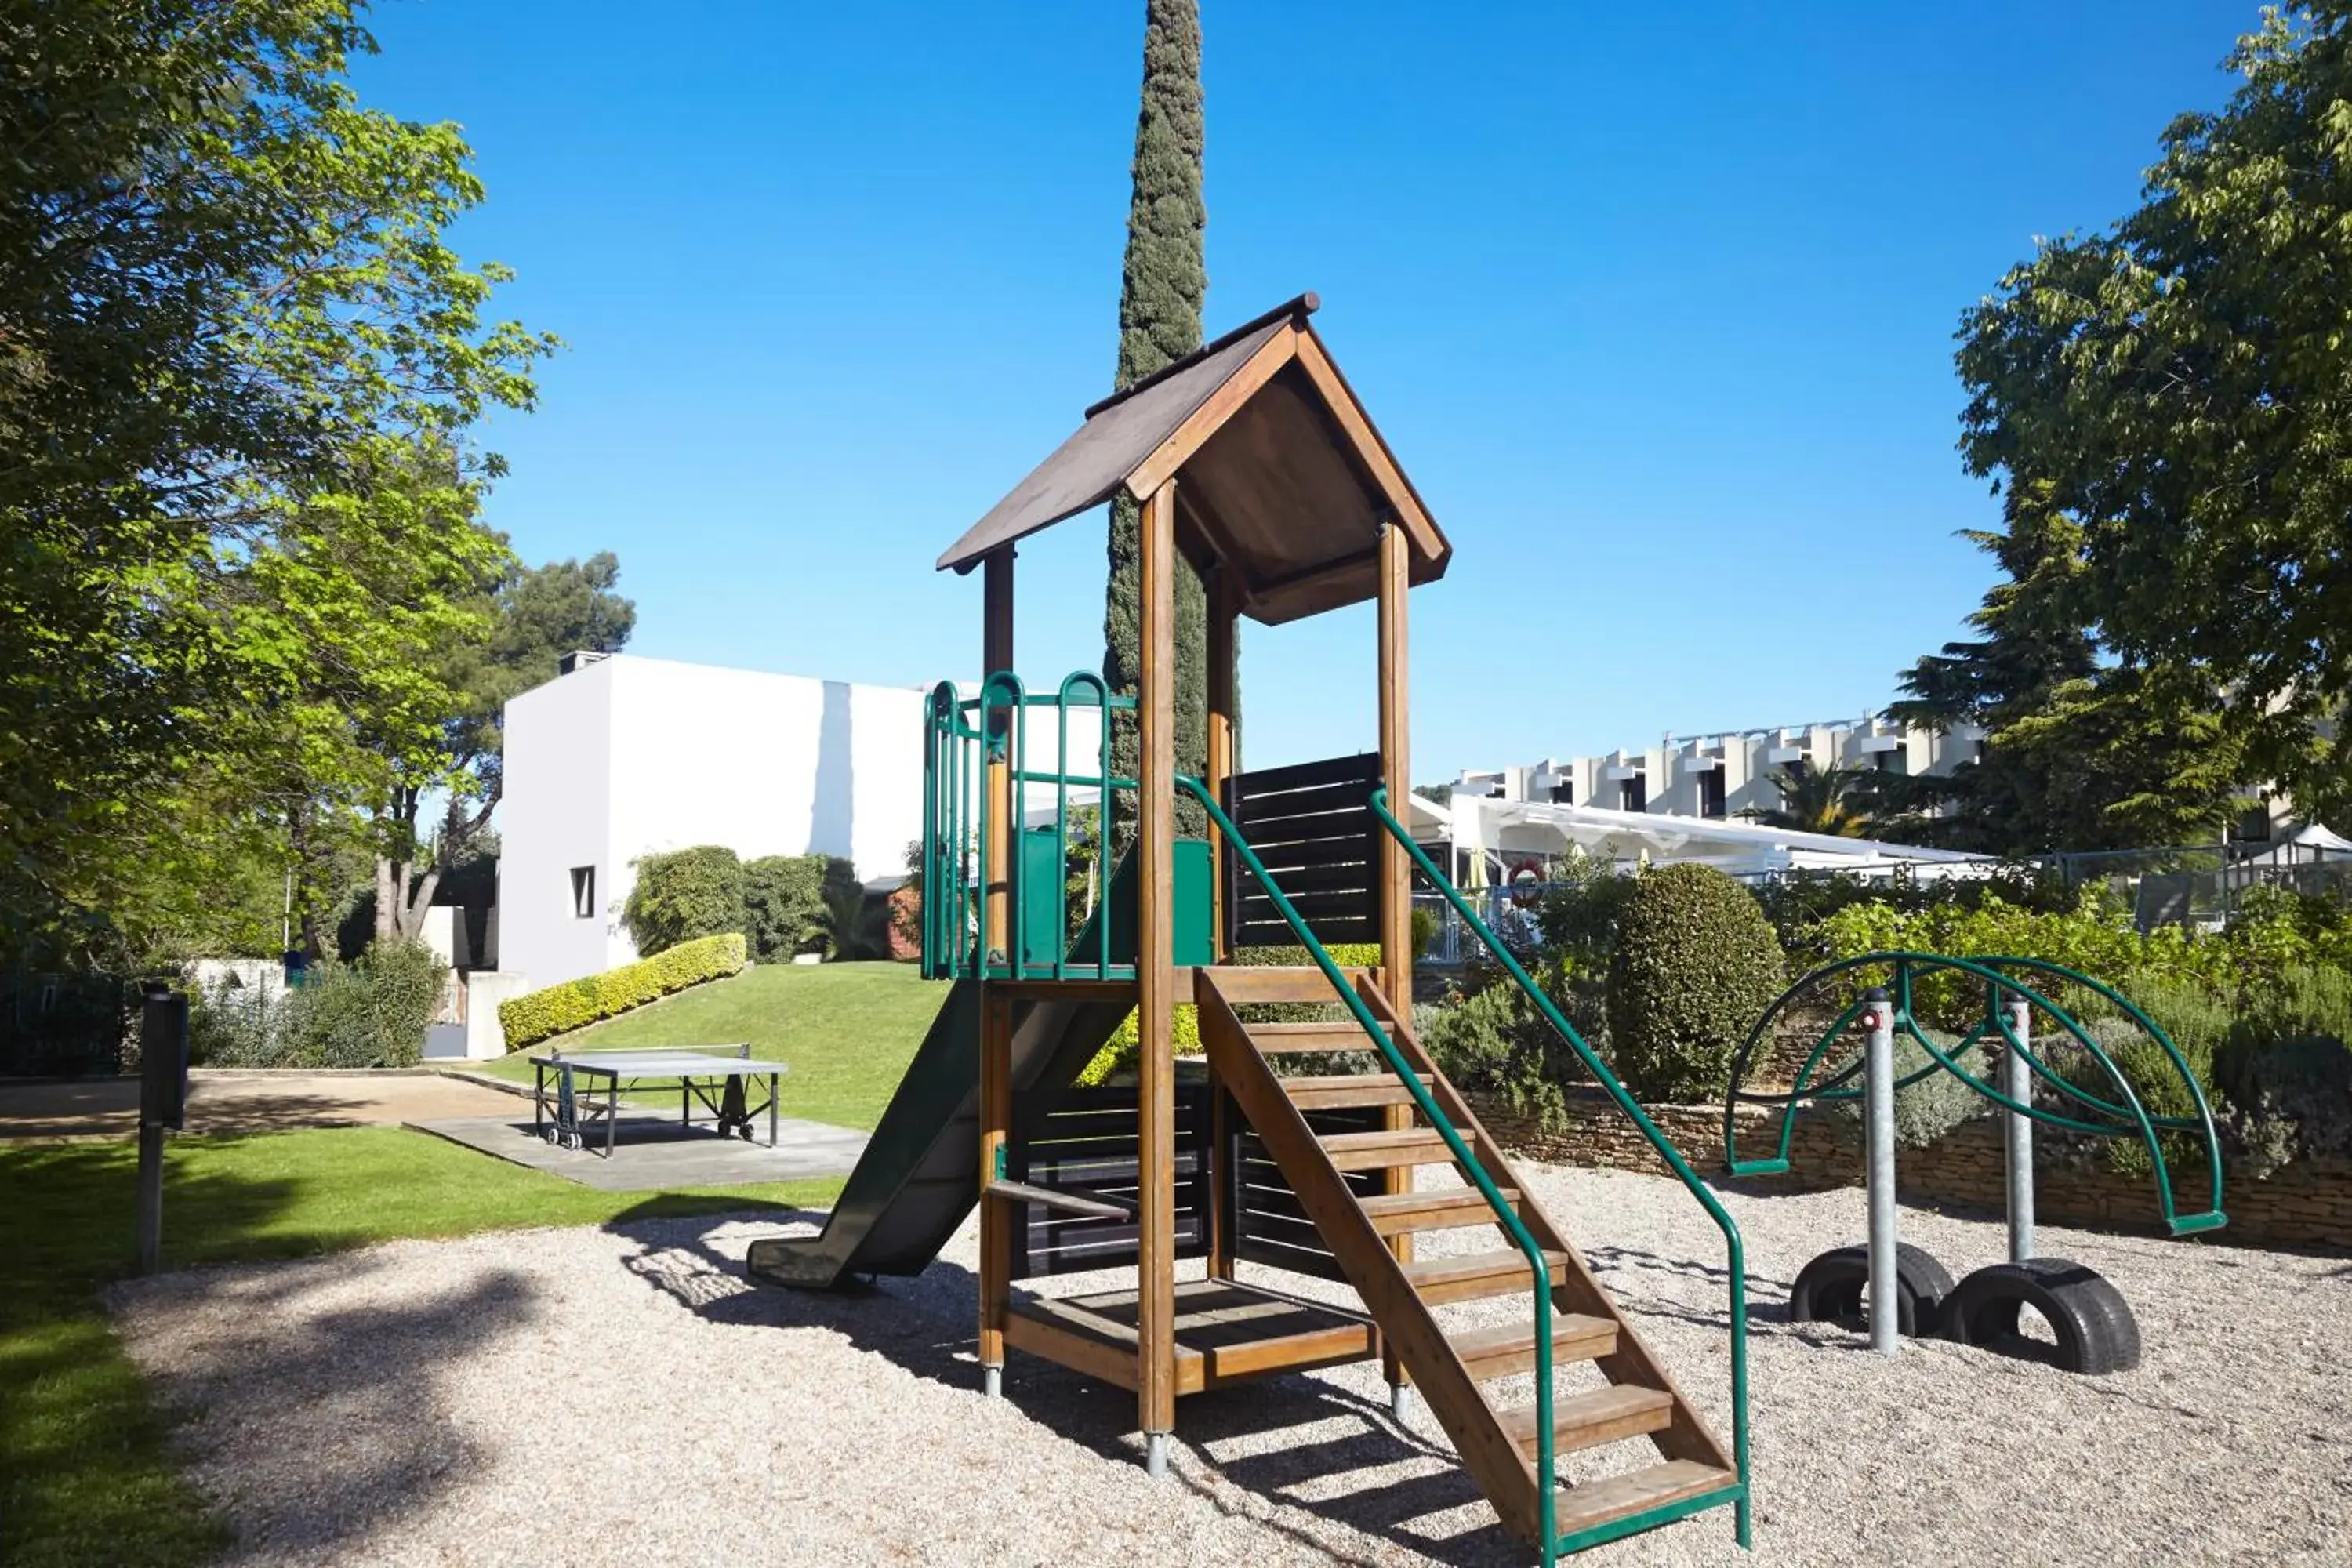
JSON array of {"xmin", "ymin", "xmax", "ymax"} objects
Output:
[
  {"xmin": 498, "ymin": 932, "xmax": 746, "ymax": 1050},
  {"xmin": 1606, "ymin": 864, "xmax": 1784, "ymax": 1102},
  {"xmin": 192, "ymin": 941, "xmax": 443, "ymax": 1068},
  {"xmin": 623, "ymin": 846, "xmax": 744, "ymax": 957},
  {"xmin": 742, "ymin": 854, "xmax": 857, "ymax": 961}
]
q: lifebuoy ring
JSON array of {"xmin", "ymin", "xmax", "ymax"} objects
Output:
[{"xmin": 1508, "ymin": 860, "xmax": 1544, "ymax": 907}]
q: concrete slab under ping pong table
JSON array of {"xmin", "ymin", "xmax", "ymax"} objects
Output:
[{"xmin": 406, "ymin": 1111, "xmax": 869, "ymax": 1192}]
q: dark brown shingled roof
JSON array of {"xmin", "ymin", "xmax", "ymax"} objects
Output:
[{"xmin": 936, "ymin": 293, "xmax": 1448, "ymax": 626}]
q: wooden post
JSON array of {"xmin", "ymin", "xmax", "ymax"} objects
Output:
[
  {"xmin": 978, "ymin": 989, "xmax": 1011, "ymax": 1393},
  {"xmin": 983, "ymin": 547, "xmax": 1015, "ymax": 968},
  {"xmin": 1136, "ymin": 480, "xmax": 1179, "ymax": 1468},
  {"xmin": 1203, "ymin": 567, "xmax": 1240, "ymax": 1279},
  {"xmin": 1376, "ymin": 520, "xmax": 1414, "ymax": 1399},
  {"xmin": 1206, "ymin": 568, "xmax": 1240, "ymax": 962}
]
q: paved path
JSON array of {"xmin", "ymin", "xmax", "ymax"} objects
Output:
[
  {"xmin": 0, "ymin": 1070, "xmax": 525, "ymax": 1140},
  {"xmin": 406, "ymin": 1112, "xmax": 869, "ymax": 1191}
]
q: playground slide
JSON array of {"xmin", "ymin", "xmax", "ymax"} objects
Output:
[{"xmin": 745, "ymin": 979, "xmax": 1130, "ymax": 1289}]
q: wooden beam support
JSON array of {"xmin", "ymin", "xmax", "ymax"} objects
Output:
[
  {"xmin": 1136, "ymin": 479, "xmax": 1179, "ymax": 1444},
  {"xmin": 978, "ymin": 989, "xmax": 1011, "ymax": 1384},
  {"xmin": 1375, "ymin": 521, "xmax": 1414, "ymax": 1391},
  {"xmin": 982, "ymin": 547, "xmax": 1015, "ymax": 968},
  {"xmin": 1206, "ymin": 567, "xmax": 1240, "ymax": 963}
]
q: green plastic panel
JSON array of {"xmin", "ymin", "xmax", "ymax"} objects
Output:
[{"xmin": 1060, "ymin": 838, "xmax": 1213, "ymax": 971}]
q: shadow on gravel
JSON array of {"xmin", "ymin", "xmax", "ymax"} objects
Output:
[
  {"xmin": 117, "ymin": 1256, "xmax": 539, "ymax": 1559},
  {"xmin": 601, "ymin": 1211, "xmax": 1533, "ymax": 1566},
  {"xmin": 1580, "ymin": 1241, "xmax": 1793, "ymax": 1330}
]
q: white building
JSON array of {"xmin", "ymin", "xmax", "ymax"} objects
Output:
[
  {"xmin": 1455, "ymin": 714, "xmax": 1987, "ymax": 823},
  {"xmin": 498, "ymin": 653, "xmax": 932, "ymax": 989}
]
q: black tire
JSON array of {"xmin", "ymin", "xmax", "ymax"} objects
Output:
[
  {"xmin": 1788, "ymin": 1243, "xmax": 1955, "ymax": 1338},
  {"xmin": 1940, "ymin": 1258, "xmax": 2141, "ymax": 1374}
]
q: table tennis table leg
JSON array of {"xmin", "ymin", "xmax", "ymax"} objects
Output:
[
  {"xmin": 606, "ymin": 1075, "xmax": 618, "ymax": 1159},
  {"xmin": 769, "ymin": 1072, "xmax": 779, "ymax": 1148}
]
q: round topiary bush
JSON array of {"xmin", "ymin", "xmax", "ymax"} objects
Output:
[{"xmin": 1605, "ymin": 863, "xmax": 1785, "ymax": 1102}]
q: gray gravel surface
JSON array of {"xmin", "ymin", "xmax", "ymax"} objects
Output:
[{"xmin": 108, "ymin": 1164, "xmax": 2351, "ymax": 1566}]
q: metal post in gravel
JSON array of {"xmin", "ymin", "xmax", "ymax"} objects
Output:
[
  {"xmin": 2004, "ymin": 995, "xmax": 2035, "ymax": 1265},
  {"xmin": 1862, "ymin": 986, "xmax": 1899, "ymax": 1357}
]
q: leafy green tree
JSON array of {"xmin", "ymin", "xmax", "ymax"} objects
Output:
[
  {"xmin": 0, "ymin": 2, "xmax": 551, "ymax": 960},
  {"xmin": 378, "ymin": 550, "xmax": 637, "ymax": 940},
  {"xmin": 1955, "ymin": 5, "xmax": 2352, "ymax": 825},
  {"xmin": 1882, "ymin": 485, "xmax": 2249, "ymax": 851},
  {"xmin": 1103, "ymin": 0, "xmax": 1212, "ymax": 834}
]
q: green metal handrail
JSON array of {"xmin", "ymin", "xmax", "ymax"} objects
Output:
[
  {"xmin": 1723, "ymin": 951, "xmax": 2225, "ymax": 1236},
  {"xmin": 1364, "ymin": 787, "xmax": 1751, "ymax": 1557},
  {"xmin": 1178, "ymin": 778, "xmax": 1587, "ymax": 1561}
]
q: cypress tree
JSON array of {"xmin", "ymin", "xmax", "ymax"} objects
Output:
[{"xmin": 1105, "ymin": 0, "xmax": 1212, "ymax": 836}]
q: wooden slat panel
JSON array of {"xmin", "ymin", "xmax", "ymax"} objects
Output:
[
  {"xmin": 1225, "ymin": 752, "xmax": 1385, "ymax": 796},
  {"xmin": 1225, "ymin": 753, "xmax": 1382, "ymax": 950},
  {"xmin": 1498, "ymin": 1384, "xmax": 1673, "ymax": 1459},
  {"xmin": 1553, "ymin": 1461, "xmax": 1740, "ymax": 1537}
]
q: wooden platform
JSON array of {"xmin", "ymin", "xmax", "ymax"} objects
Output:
[{"xmin": 1002, "ymin": 1278, "xmax": 1377, "ymax": 1396}]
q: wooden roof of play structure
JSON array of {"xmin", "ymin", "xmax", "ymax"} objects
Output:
[{"xmin": 937, "ymin": 293, "xmax": 1451, "ymax": 625}]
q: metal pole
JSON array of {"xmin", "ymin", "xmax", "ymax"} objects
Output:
[
  {"xmin": 1862, "ymin": 986, "xmax": 1899, "ymax": 1356},
  {"xmin": 135, "ymin": 1120, "xmax": 165, "ymax": 1276},
  {"xmin": 2004, "ymin": 996, "xmax": 2035, "ymax": 1264}
]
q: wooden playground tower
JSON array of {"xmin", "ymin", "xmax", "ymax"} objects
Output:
[{"xmin": 921, "ymin": 294, "xmax": 1750, "ymax": 1559}]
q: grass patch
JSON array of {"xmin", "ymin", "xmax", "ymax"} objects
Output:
[
  {"xmin": 477, "ymin": 960, "xmax": 949, "ymax": 1131},
  {"xmin": 0, "ymin": 1126, "xmax": 845, "ymax": 1567}
]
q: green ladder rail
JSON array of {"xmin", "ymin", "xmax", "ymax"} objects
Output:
[
  {"xmin": 1363, "ymin": 786, "xmax": 1750, "ymax": 1559},
  {"xmin": 1722, "ymin": 951, "xmax": 2225, "ymax": 1237}
]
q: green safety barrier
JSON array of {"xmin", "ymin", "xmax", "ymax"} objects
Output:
[{"xmin": 1722, "ymin": 952, "xmax": 2225, "ymax": 1237}]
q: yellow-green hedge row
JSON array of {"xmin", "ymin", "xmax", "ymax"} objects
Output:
[
  {"xmin": 498, "ymin": 932, "xmax": 747, "ymax": 1050},
  {"xmin": 1073, "ymin": 942, "xmax": 1383, "ymax": 1087}
]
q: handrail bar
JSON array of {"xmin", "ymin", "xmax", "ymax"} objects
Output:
[
  {"xmin": 1175, "ymin": 776, "xmax": 1576, "ymax": 1559},
  {"xmin": 1365, "ymin": 787, "xmax": 1751, "ymax": 1554}
]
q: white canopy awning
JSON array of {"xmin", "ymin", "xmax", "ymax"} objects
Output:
[{"xmin": 1432, "ymin": 796, "xmax": 1981, "ymax": 879}]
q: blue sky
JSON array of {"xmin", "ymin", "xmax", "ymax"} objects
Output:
[{"xmin": 352, "ymin": 1, "xmax": 2251, "ymax": 785}]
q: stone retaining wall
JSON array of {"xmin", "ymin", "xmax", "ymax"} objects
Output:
[{"xmin": 1469, "ymin": 1087, "xmax": 2352, "ymax": 1250}]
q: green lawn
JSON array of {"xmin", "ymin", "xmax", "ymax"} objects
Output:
[
  {"xmin": 0, "ymin": 1127, "xmax": 846, "ymax": 1568},
  {"xmin": 478, "ymin": 960, "xmax": 951, "ymax": 1131}
]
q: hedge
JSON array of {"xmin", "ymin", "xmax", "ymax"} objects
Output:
[
  {"xmin": 498, "ymin": 932, "xmax": 746, "ymax": 1049},
  {"xmin": 623, "ymin": 846, "xmax": 745, "ymax": 957},
  {"xmin": 1605, "ymin": 863, "xmax": 1784, "ymax": 1102},
  {"xmin": 1074, "ymin": 942, "xmax": 1384, "ymax": 1086},
  {"xmin": 742, "ymin": 854, "xmax": 858, "ymax": 961}
]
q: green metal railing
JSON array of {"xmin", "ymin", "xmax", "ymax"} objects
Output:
[
  {"xmin": 1186, "ymin": 776, "xmax": 1748, "ymax": 1560},
  {"xmin": 922, "ymin": 672, "xmax": 1137, "ymax": 981},
  {"xmin": 1723, "ymin": 953, "xmax": 2225, "ymax": 1236},
  {"xmin": 1363, "ymin": 788, "xmax": 1751, "ymax": 1559}
]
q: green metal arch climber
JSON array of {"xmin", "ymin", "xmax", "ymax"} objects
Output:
[{"xmin": 1722, "ymin": 952, "xmax": 2226, "ymax": 1237}]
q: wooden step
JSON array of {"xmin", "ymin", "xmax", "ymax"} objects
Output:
[
  {"xmin": 1317, "ymin": 1127, "xmax": 1460, "ymax": 1173},
  {"xmin": 1446, "ymin": 1313, "xmax": 1618, "ymax": 1379},
  {"xmin": 1498, "ymin": 1384, "xmax": 1673, "ymax": 1461},
  {"xmin": 1282, "ymin": 1073, "xmax": 1432, "ymax": 1109},
  {"xmin": 1356, "ymin": 1186, "xmax": 1519, "ymax": 1237},
  {"xmin": 1403, "ymin": 1247, "xmax": 1573, "ymax": 1307},
  {"xmin": 1247, "ymin": 1021, "xmax": 1388, "ymax": 1054},
  {"xmin": 1553, "ymin": 1460, "xmax": 1740, "ymax": 1539},
  {"xmin": 1206, "ymin": 966, "xmax": 1373, "ymax": 1005}
]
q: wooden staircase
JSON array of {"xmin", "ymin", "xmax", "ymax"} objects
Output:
[{"xmin": 1194, "ymin": 964, "xmax": 1742, "ymax": 1552}]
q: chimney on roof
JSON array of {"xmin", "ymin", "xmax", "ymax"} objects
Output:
[{"xmin": 558, "ymin": 650, "xmax": 610, "ymax": 676}]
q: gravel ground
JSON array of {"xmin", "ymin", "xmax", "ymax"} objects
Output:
[{"xmin": 108, "ymin": 1164, "xmax": 2351, "ymax": 1566}]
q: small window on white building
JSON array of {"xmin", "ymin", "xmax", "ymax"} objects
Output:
[
  {"xmin": 570, "ymin": 866, "xmax": 597, "ymax": 919},
  {"xmin": 1620, "ymin": 775, "xmax": 1646, "ymax": 813},
  {"xmin": 1697, "ymin": 766, "xmax": 1726, "ymax": 818}
]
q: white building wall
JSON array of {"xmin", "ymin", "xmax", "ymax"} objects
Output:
[
  {"xmin": 497, "ymin": 655, "xmax": 616, "ymax": 989},
  {"xmin": 499, "ymin": 654, "xmax": 933, "ymax": 989},
  {"xmin": 1459, "ymin": 714, "xmax": 1992, "ymax": 828}
]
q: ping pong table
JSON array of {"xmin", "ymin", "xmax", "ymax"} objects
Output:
[{"xmin": 530, "ymin": 1045, "xmax": 784, "ymax": 1158}]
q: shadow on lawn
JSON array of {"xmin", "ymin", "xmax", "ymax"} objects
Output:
[{"xmin": 595, "ymin": 1205, "xmax": 1534, "ymax": 1567}]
